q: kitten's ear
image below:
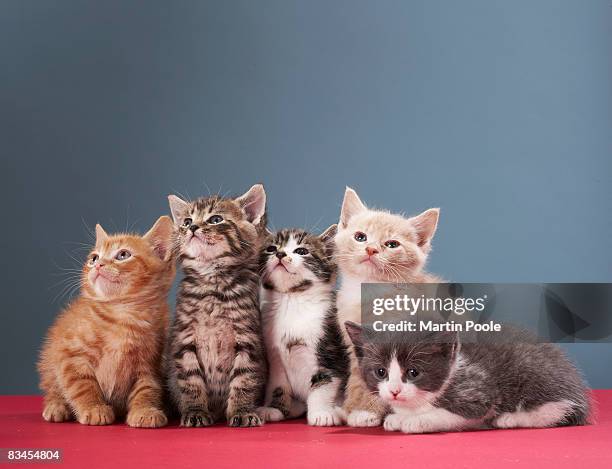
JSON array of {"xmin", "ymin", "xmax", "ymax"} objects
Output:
[
  {"xmin": 319, "ymin": 224, "xmax": 337, "ymax": 243},
  {"xmin": 236, "ymin": 184, "xmax": 266, "ymax": 225},
  {"xmin": 168, "ymin": 195, "xmax": 190, "ymax": 225},
  {"xmin": 320, "ymin": 224, "xmax": 338, "ymax": 256},
  {"xmin": 344, "ymin": 321, "xmax": 364, "ymax": 349},
  {"xmin": 411, "ymin": 208, "xmax": 440, "ymax": 250},
  {"xmin": 95, "ymin": 224, "xmax": 109, "ymax": 248},
  {"xmin": 340, "ymin": 187, "xmax": 367, "ymax": 228},
  {"xmin": 144, "ymin": 216, "xmax": 174, "ymax": 261}
]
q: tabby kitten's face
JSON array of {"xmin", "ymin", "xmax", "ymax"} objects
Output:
[
  {"xmin": 335, "ymin": 188, "xmax": 439, "ymax": 282},
  {"xmin": 261, "ymin": 226, "xmax": 337, "ymax": 293},
  {"xmin": 168, "ymin": 185, "xmax": 266, "ymax": 267},
  {"xmin": 345, "ymin": 322, "xmax": 457, "ymax": 409},
  {"xmin": 83, "ymin": 216, "xmax": 174, "ymax": 300}
]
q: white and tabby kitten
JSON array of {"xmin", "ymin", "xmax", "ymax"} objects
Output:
[
  {"xmin": 345, "ymin": 322, "xmax": 590, "ymax": 433},
  {"xmin": 257, "ymin": 227, "xmax": 350, "ymax": 426}
]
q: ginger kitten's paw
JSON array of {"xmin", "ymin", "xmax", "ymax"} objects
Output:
[
  {"xmin": 347, "ymin": 410, "xmax": 381, "ymax": 427},
  {"xmin": 229, "ymin": 412, "xmax": 263, "ymax": 427},
  {"xmin": 307, "ymin": 409, "xmax": 343, "ymax": 427},
  {"xmin": 78, "ymin": 404, "xmax": 115, "ymax": 425},
  {"xmin": 180, "ymin": 410, "xmax": 214, "ymax": 427},
  {"xmin": 256, "ymin": 406, "xmax": 285, "ymax": 422},
  {"xmin": 127, "ymin": 407, "xmax": 168, "ymax": 428},
  {"xmin": 383, "ymin": 413, "xmax": 404, "ymax": 432},
  {"xmin": 42, "ymin": 401, "xmax": 72, "ymax": 423}
]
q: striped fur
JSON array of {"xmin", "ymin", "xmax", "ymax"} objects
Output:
[
  {"xmin": 167, "ymin": 185, "xmax": 268, "ymax": 427},
  {"xmin": 38, "ymin": 217, "xmax": 176, "ymax": 427}
]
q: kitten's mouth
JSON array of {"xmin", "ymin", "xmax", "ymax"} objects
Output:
[
  {"xmin": 360, "ymin": 256, "xmax": 380, "ymax": 267},
  {"xmin": 189, "ymin": 235, "xmax": 217, "ymax": 246},
  {"xmin": 273, "ymin": 262, "xmax": 291, "ymax": 273},
  {"xmin": 93, "ymin": 271, "xmax": 119, "ymax": 283}
]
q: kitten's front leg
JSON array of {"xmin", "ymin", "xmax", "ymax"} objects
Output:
[
  {"xmin": 386, "ymin": 408, "xmax": 473, "ymax": 434},
  {"xmin": 344, "ymin": 363, "xmax": 387, "ymax": 427},
  {"xmin": 226, "ymin": 348, "xmax": 266, "ymax": 427},
  {"xmin": 256, "ymin": 347, "xmax": 291, "ymax": 422},
  {"xmin": 126, "ymin": 371, "xmax": 167, "ymax": 428},
  {"xmin": 307, "ymin": 372, "xmax": 343, "ymax": 427},
  {"xmin": 172, "ymin": 340, "xmax": 213, "ymax": 427},
  {"xmin": 59, "ymin": 358, "xmax": 114, "ymax": 426}
]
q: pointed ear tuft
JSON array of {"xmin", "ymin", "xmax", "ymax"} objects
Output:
[
  {"xmin": 319, "ymin": 224, "xmax": 337, "ymax": 243},
  {"xmin": 168, "ymin": 195, "xmax": 190, "ymax": 224},
  {"xmin": 236, "ymin": 184, "xmax": 266, "ymax": 225},
  {"xmin": 144, "ymin": 216, "xmax": 175, "ymax": 261},
  {"xmin": 320, "ymin": 224, "xmax": 338, "ymax": 257},
  {"xmin": 95, "ymin": 224, "xmax": 109, "ymax": 248},
  {"xmin": 411, "ymin": 208, "xmax": 440, "ymax": 250},
  {"xmin": 340, "ymin": 187, "xmax": 367, "ymax": 228},
  {"xmin": 344, "ymin": 321, "xmax": 364, "ymax": 350}
]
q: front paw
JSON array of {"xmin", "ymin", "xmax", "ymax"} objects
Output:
[
  {"xmin": 78, "ymin": 404, "xmax": 115, "ymax": 425},
  {"xmin": 307, "ymin": 408, "xmax": 343, "ymax": 427},
  {"xmin": 180, "ymin": 410, "xmax": 214, "ymax": 427},
  {"xmin": 42, "ymin": 402, "xmax": 72, "ymax": 423},
  {"xmin": 400, "ymin": 417, "xmax": 431, "ymax": 434},
  {"xmin": 256, "ymin": 406, "xmax": 285, "ymax": 422},
  {"xmin": 229, "ymin": 412, "xmax": 263, "ymax": 427},
  {"xmin": 347, "ymin": 410, "xmax": 381, "ymax": 427},
  {"xmin": 383, "ymin": 413, "xmax": 404, "ymax": 432},
  {"xmin": 127, "ymin": 407, "xmax": 168, "ymax": 428}
]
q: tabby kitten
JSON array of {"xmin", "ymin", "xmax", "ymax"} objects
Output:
[
  {"xmin": 345, "ymin": 322, "xmax": 590, "ymax": 433},
  {"xmin": 335, "ymin": 187, "xmax": 442, "ymax": 427},
  {"xmin": 38, "ymin": 217, "xmax": 175, "ymax": 427},
  {"xmin": 167, "ymin": 184, "xmax": 268, "ymax": 427},
  {"xmin": 257, "ymin": 227, "xmax": 350, "ymax": 426}
]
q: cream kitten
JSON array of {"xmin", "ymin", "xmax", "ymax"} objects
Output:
[{"xmin": 335, "ymin": 187, "xmax": 442, "ymax": 427}]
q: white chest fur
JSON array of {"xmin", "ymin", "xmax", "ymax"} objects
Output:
[{"xmin": 261, "ymin": 286, "xmax": 330, "ymax": 401}]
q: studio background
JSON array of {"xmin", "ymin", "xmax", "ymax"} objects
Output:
[{"xmin": 2, "ymin": 0, "xmax": 611, "ymax": 393}]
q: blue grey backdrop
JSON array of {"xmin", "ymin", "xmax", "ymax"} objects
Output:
[{"xmin": 1, "ymin": 1, "xmax": 610, "ymax": 393}]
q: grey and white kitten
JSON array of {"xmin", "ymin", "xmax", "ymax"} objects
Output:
[
  {"xmin": 256, "ymin": 227, "xmax": 350, "ymax": 426},
  {"xmin": 166, "ymin": 185, "xmax": 268, "ymax": 427},
  {"xmin": 345, "ymin": 322, "xmax": 590, "ymax": 433}
]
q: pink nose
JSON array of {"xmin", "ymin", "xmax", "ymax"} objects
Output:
[
  {"xmin": 390, "ymin": 389, "xmax": 400, "ymax": 397},
  {"xmin": 365, "ymin": 246, "xmax": 379, "ymax": 256}
]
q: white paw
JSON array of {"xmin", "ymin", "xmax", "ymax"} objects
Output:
[
  {"xmin": 400, "ymin": 417, "xmax": 431, "ymax": 434},
  {"xmin": 347, "ymin": 410, "xmax": 381, "ymax": 427},
  {"xmin": 307, "ymin": 408, "xmax": 343, "ymax": 427},
  {"xmin": 256, "ymin": 406, "xmax": 285, "ymax": 422},
  {"xmin": 383, "ymin": 413, "xmax": 405, "ymax": 432},
  {"xmin": 494, "ymin": 413, "xmax": 517, "ymax": 429}
]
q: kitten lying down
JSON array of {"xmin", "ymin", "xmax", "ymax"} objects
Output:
[{"xmin": 345, "ymin": 322, "xmax": 590, "ymax": 433}]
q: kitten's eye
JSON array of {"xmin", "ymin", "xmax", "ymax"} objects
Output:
[
  {"xmin": 266, "ymin": 245, "xmax": 277, "ymax": 253},
  {"xmin": 89, "ymin": 254, "xmax": 99, "ymax": 265},
  {"xmin": 183, "ymin": 218, "xmax": 192, "ymax": 227},
  {"xmin": 408, "ymin": 368, "xmax": 419, "ymax": 379},
  {"xmin": 115, "ymin": 250, "xmax": 132, "ymax": 261},
  {"xmin": 294, "ymin": 247, "xmax": 309, "ymax": 256},
  {"xmin": 375, "ymin": 368, "xmax": 388, "ymax": 379},
  {"xmin": 385, "ymin": 240, "xmax": 401, "ymax": 248},
  {"xmin": 354, "ymin": 232, "xmax": 367, "ymax": 242},
  {"xmin": 207, "ymin": 215, "xmax": 224, "ymax": 224}
]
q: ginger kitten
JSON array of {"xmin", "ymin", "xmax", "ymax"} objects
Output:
[
  {"xmin": 38, "ymin": 217, "xmax": 175, "ymax": 427},
  {"xmin": 335, "ymin": 187, "xmax": 442, "ymax": 427},
  {"xmin": 167, "ymin": 185, "xmax": 268, "ymax": 427}
]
